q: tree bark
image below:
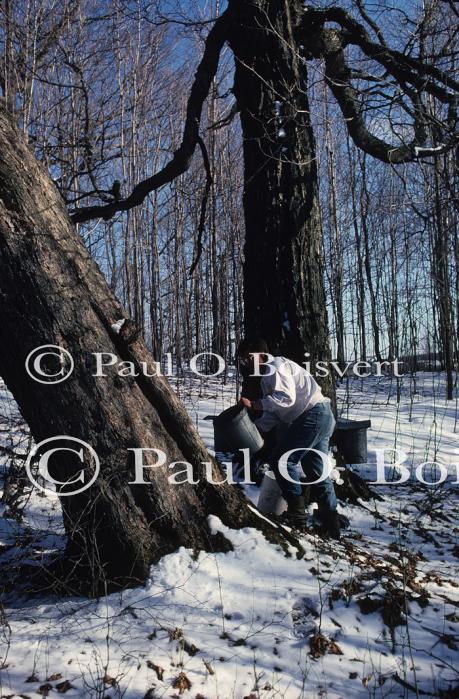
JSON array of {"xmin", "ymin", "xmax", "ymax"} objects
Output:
[
  {"xmin": 432, "ymin": 154, "xmax": 455, "ymax": 400},
  {"xmin": 0, "ymin": 99, "xmax": 262, "ymax": 594},
  {"xmin": 227, "ymin": 0, "xmax": 335, "ymax": 400}
]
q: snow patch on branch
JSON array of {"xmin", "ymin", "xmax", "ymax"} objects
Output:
[
  {"xmin": 413, "ymin": 143, "xmax": 446, "ymax": 157},
  {"xmin": 111, "ymin": 318, "xmax": 126, "ymax": 334}
]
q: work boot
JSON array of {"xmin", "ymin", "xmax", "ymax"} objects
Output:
[
  {"xmin": 280, "ymin": 495, "xmax": 308, "ymax": 527},
  {"xmin": 317, "ymin": 508, "xmax": 341, "ymax": 540},
  {"xmin": 314, "ymin": 507, "xmax": 350, "ymax": 531}
]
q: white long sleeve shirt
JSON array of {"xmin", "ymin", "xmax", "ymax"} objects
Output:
[{"xmin": 254, "ymin": 356, "xmax": 327, "ymax": 432}]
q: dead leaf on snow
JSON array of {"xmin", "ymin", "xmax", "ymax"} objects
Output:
[
  {"xmin": 146, "ymin": 660, "xmax": 164, "ymax": 680},
  {"xmin": 103, "ymin": 673, "xmax": 117, "ymax": 686},
  {"xmin": 169, "ymin": 627, "xmax": 184, "ymax": 641},
  {"xmin": 172, "ymin": 671, "xmax": 191, "ymax": 694},
  {"xmin": 56, "ymin": 679, "xmax": 75, "ymax": 693},
  {"xmin": 309, "ymin": 633, "xmax": 329, "ymax": 659},
  {"xmin": 328, "ymin": 640, "xmax": 343, "ymax": 655},
  {"xmin": 202, "ymin": 659, "xmax": 215, "ymax": 675},
  {"xmin": 25, "ymin": 674, "xmax": 39, "ymax": 683},
  {"xmin": 180, "ymin": 639, "xmax": 199, "ymax": 656}
]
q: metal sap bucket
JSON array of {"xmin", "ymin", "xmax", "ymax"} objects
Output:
[
  {"xmin": 333, "ymin": 418, "xmax": 371, "ymax": 464},
  {"xmin": 257, "ymin": 471, "xmax": 287, "ymax": 515},
  {"xmin": 203, "ymin": 415, "xmax": 232, "ymax": 453},
  {"xmin": 211, "ymin": 404, "xmax": 264, "ymax": 456}
]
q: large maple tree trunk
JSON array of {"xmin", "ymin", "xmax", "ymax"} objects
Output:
[
  {"xmin": 0, "ymin": 100, "xmax": 262, "ymax": 594},
  {"xmin": 228, "ymin": 0, "xmax": 334, "ymax": 399}
]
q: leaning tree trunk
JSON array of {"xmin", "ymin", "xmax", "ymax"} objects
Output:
[
  {"xmin": 228, "ymin": 0, "xmax": 335, "ymax": 400},
  {"xmin": 0, "ymin": 99, "xmax": 264, "ymax": 594}
]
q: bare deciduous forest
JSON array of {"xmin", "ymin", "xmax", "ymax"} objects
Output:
[{"xmin": 3, "ymin": 0, "xmax": 457, "ymax": 375}]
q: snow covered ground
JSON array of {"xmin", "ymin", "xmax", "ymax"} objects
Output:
[{"xmin": 0, "ymin": 371, "xmax": 458, "ymax": 698}]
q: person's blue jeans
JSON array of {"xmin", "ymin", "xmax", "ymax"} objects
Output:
[{"xmin": 271, "ymin": 401, "xmax": 337, "ymax": 512}]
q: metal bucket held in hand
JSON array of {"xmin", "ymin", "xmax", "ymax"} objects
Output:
[{"xmin": 212, "ymin": 403, "xmax": 264, "ymax": 456}]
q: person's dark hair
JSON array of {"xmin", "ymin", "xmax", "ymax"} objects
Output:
[{"xmin": 236, "ymin": 336, "xmax": 270, "ymax": 357}]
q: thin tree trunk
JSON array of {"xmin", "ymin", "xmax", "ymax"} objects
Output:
[
  {"xmin": 432, "ymin": 154, "xmax": 454, "ymax": 400},
  {"xmin": 347, "ymin": 139, "xmax": 367, "ymax": 363},
  {"xmin": 359, "ymin": 154, "xmax": 382, "ymax": 362},
  {"xmin": 324, "ymin": 94, "xmax": 345, "ymax": 370}
]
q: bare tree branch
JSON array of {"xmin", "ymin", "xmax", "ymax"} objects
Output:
[
  {"xmin": 354, "ymin": 0, "xmax": 388, "ymax": 48},
  {"xmin": 299, "ymin": 7, "xmax": 459, "ymax": 163},
  {"xmin": 69, "ymin": 2, "xmax": 459, "ymax": 221},
  {"xmin": 438, "ymin": 0, "xmax": 459, "ymax": 20},
  {"xmin": 302, "ymin": 5, "xmax": 459, "ymax": 94},
  {"xmin": 325, "ymin": 34, "xmax": 423, "ymax": 161},
  {"xmin": 0, "ymin": 445, "xmax": 26, "ymax": 461},
  {"xmin": 70, "ymin": 10, "xmax": 231, "ymax": 224},
  {"xmin": 189, "ymin": 135, "xmax": 212, "ymax": 277},
  {"xmin": 208, "ymin": 101, "xmax": 240, "ymax": 131}
]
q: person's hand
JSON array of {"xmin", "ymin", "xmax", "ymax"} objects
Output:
[{"xmin": 239, "ymin": 396, "xmax": 252, "ymax": 410}]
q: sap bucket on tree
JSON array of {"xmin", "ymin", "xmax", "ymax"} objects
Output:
[{"xmin": 333, "ymin": 418, "xmax": 371, "ymax": 464}]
